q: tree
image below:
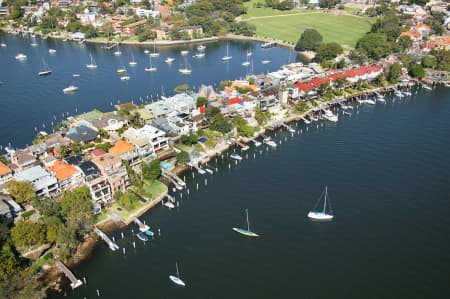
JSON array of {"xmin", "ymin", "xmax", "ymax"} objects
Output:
[
  {"xmin": 46, "ymin": 224, "xmax": 60, "ymax": 243},
  {"xmin": 356, "ymin": 33, "xmax": 392, "ymax": 60},
  {"xmin": 388, "ymin": 63, "xmax": 402, "ymax": 83},
  {"xmin": 210, "ymin": 113, "xmax": 232, "ymax": 134},
  {"xmin": 174, "ymin": 84, "xmax": 190, "ymax": 93},
  {"xmin": 315, "ymin": 42, "xmax": 343, "ymax": 62},
  {"xmin": 422, "ymin": 55, "xmax": 437, "ymax": 69},
  {"xmin": 431, "ymin": 49, "xmax": 450, "ymax": 71},
  {"xmin": 10, "ymin": 221, "xmax": 45, "ymax": 248},
  {"xmin": 81, "ymin": 24, "xmax": 97, "ymax": 38},
  {"xmin": 176, "ymin": 151, "xmax": 190, "ymax": 164},
  {"xmin": 196, "ymin": 97, "xmax": 208, "ymax": 107},
  {"xmin": 398, "ymin": 35, "xmax": 412, "ymax": 52},
  {"xmin": 295, "ymin": 29, "xmax": 323, "ymax": 51},
  {"xmin": 205, "ymin": 107, "xmax": 221, "ymax": 121},
  {"xmin": 142, "ymin": 159, "xmax": 161, "ymax": 181},
  {"xmin": 60, "ymin": 186, "xmax": 93, "ymax": 236},
  {"xmin": 7, "ymin": 180, "xmax": 35, "ymax": 204},
  {"xmin": 0, "ymin": 268, "xmax": 46, "ymax": 299},
  {"xmin": 181, "ymin": 133, "xmax": 198, "ymax": 146},
  {"xmin": 409, "ymin": 64, "xmax": 425, "ymax": 79}
]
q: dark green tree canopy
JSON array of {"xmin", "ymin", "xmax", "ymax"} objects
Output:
[{"xmin": 295, "ymin": 29, "xmax": 323, "ymax": 51}]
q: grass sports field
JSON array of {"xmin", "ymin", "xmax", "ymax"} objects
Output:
[{"xmin": 242, "ymin": 1, "xmax": 373, "ymax": 49}]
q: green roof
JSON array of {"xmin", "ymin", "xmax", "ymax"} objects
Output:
[{"xmin": 79, "ymin": 110, "xmax": 104, "ymax": 122}]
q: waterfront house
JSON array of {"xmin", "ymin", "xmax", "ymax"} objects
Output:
[
  {"xmin": 49, "ymin": 160, "xmax": 85, "ymax": 191},
  {"xmin": 109, "ymin": 139, "xmax": 140, "ymax": 165},
  {"xmin": 78, "ymin": 161, "xmax": 113, "ymax": 206},
  {"xmin": 178, "ymin": 25, "xmax": 203, "ymax": 38},
  {"xmin": 44, "ymin": 133, "xmax": 71, "ymax": 157},
  {"xmin": 167, "ymin": 115, "xmax": 198, "ymax": 136},
  {"xmin": 10, "ymin": 150, "xmax": 37, "ymax": 172},
  {"xmin": 91, "ymin": 114, "xmax": 128, "ymax": 135},
  {"xmin": 136, "ymin": 124, "xmax": 169, "ymax": 154},
  {"xmin": 135, "ymin": 8, "xmax": 160, "ymax": 18},
  {"xmin": 122, "ymin": 127, "xmax": 154, "ymax": 160},
  {"xmin": 161, "ymin": 93, "xmax": 196, "ymax": 114},
  {"xmin": 72, "ymin": 32, "xmax": 86, "ymax": 40},
  {"xmin": 122, "ymin": 19, "xmax": 147, "ymax": 36},
  {"xmin": 198, "ymin": 85, "xmax": 217, "ymax": 102},
  {"xmin": 137, "ymin": 107, "xmax": 155, "ymax": 124},
  {"xmin": 15, "ymin": 166, "xmax": 59, "ymax": 198},
  {"xmin": 146, "ymin": 102, "xmax": 176, "ymax": 118},
  {"xmin": 0, "ymin": 193, "xmax": 21, "ymax": 221},
  {"xmin": 0, "ymin": 162, "xmax": 12, "ymax": 186},
  {"xmin": 155, "ymin": 26, "xmax": 170, "ymax": 39},
  {"xmin": 66, "ymin": 126, "xmax": 98, "ymax": 143},
  {"xmin": 91, "ymin": 153, "xmax": 130, "ymax": 194}
]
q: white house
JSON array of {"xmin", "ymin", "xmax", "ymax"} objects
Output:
[
  {"xmin": 72, "ymin": 32, "xmax": 86, "ymax": 40},
  {"xmin": 161, "ymin": 93, "xmax": 196, "ymax": 114}
]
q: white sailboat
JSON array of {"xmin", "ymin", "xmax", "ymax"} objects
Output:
[
  {"xmin": 197, "ymin": 44, "xmax": 206, "ymax": 51},
  {"xmin": 222, "ymin": 43, "xmax": 232, "ymax": 61},
  {"xmin": 0, "ymin": 42, "xmax": 6, "ymax": 47},
  {"xmin": 129, "ymin": 53, "xmax": 137, "ymax": 66},
  {"xmin": 150, "ymin": 42, "xmax": 159, "ymax": 57},
  {"xmin": 193, "ymin": 52, "xmax": 205, "ymax": 58},
  {"xmin": 247, "ymin": 50, "xmax": 252, "ymax": 56},
  {"xmin": 169, "ymin": 262, "xmax": 186, "ymax": 287},
  {"xmin": 38, "ymin": 58, "xmax": 52, "ymax": 76},
  {"xmin": 114, "ymin": 45, "xmax": 122, "ymax": 56},
  {"xmin": 86, "ymin": 53, "xmax": 97, "ymax": 69},
  {"xmin": 233, "ymin": 209, "xmax": 259, "ymax": 237},
  {"xmin": 178, "ymin": 57, "xmax": 192, "ymax": 75},
  {"xmin": 48, "ymin": 48, "xmax": 56, "ymax": 54},
  {"xmin": 144, "ymin": 49, "xmax": 150, "ymax": 54},
  {"xmin": 145, "ymin": 56, "xmax": 157, "ymax": 72},
  {"xmin": 15, "ymin": 53, "xmax": 27, "ymax": 60},
  {"xmin": 165, "ymin": 57, "xmax": 175, "ymax": 64},
  {"xmin": 242, "ymin": 51, "xmax": 250, "ymax": 66},
  {"xmin": 63, "ymin": 85, "xmax": 78, "ymax": 93},
  {"xmin": 261, "ymin": 59, "xmax": 271, "ymax": 64},
  {"xmin": 181, "ymin": 50, "xmax": 189, "ymax": 56},
  {"xmin": 307, "ymin": 186, "xmax": 334, "ymax": 220}
]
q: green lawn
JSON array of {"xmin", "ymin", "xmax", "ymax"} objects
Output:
[{"xmin": 247, "ymin": 13, "xmax": 372, "ymax": 48}]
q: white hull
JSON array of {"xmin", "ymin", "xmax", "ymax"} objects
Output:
[
  {"xmin": 144, "ymin": 50, "xmax": 150, "ymax": 54},
  {"xmin": 242, "ymin": 62, "xmax": 250, "ymax": 66},
  {"xmin": 169, "ymin": 275, "xmax": 186, "ymax": 287},
  {"xmin": 114, "ymin": 51, "xmax": 122, "ymax": 56},
  {"xmin": 261, "ymin": 60, "xmax": 271, "ymax": 64},
  {"xmin": 307, "ymin": 211, "xmax": 334, "ymax": 220},
  {"xmin": 181, "ymin": 50, "xmax": 189, "ymax": 56},
  {"xmin": 145, "ymin": 67, "xmax": 157, "ymax": 72},
  {"xmin": 165, "ymin": 58, "xmax": 175, "ymax": 64},
  {"xmin": 86, "ymin": 64, "xmax": 97, "ymax": 69},
  {"xmin": 179, "ymin": 69, "xmax": 192, "ymax": 75},
  {"xmin": 49, "ymin": 49, "xmax": 56, "ymax": 54},
  {"xmin": 129, "ymin": 62, "xmax": 137, "ymax": 66},
  {"xmin": 120, "ymin": 76, "xmax": 130, "ymax": 81},
  {"xmin": 63, "ymin": 86, "xmax": 78, "ymax": 93},
  {"xmin": 15, "ymin": 54, "xmax": 27, "ymax": 60},
  {"xmin": 222, "ymin": 56, "xmax": 232, "ymax": 61},
  {"xmin": 230, "ymin": 154, "xmax": 242, "ymax": 160},
  {"xmin": 150, "ymin": 53, "xmax": 159, "ymax": 57}
]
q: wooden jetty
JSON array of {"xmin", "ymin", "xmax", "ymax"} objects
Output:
[
  {"xmin": 161, "ymin": 168, "xmax": 185, "ymax": 189},
  {"xmin": 134, "ymin": 217, "xmax": 150, "ymax": 232},
  {"xmin": 55, "ymin": 260, "xmax": 83, "ymax": 289}
]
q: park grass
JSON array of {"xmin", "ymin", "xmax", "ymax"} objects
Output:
[
  {"xmin": 247, "ymin": 13, "xmax": 373, "ymax": 48},
  {"xmin": 243, "ymin": 0, "xmax": 308, "ymax": 19}
]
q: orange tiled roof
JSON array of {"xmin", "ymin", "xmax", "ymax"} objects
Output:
[
  {"xmin": 416, "ymin": 23, "xmax": 431, "ymax": 31},
  {"xmin": 156, "ymin": 5, "xmax": 170, "ymax": 14},
  {"xmin": 0, "ymin": 161, "xmax": 11, "ymax": 176},
  {"xmin": 231, "ymin": 81, "xmax": 259, "ymax": 91},
  {"xmin": 49, "ymin": 160, "xmax": 79, "ymax": 182},
  {"xmin": 109, "ymin": 139, "xmax": 136, "ymax": 156}
]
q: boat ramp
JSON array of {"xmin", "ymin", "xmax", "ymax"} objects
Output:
[
  {"xmin": 55, "ymin": 260, "xmax": 83, "ymax": 289},
  {"xmin": 94, "ymin": 227, "xmax": 119, "ymax": 251}
]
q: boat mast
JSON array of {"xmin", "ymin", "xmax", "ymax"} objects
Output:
[
  {"xmin": 176, "ymin": 262, "xmax": 180, "ymax": 278},
  {"xmin": 246, "ymin": 209, "xmax": 250, "ymax": 231},
  {"xmin": 323, "ymin": 186, "xmax": 327, "ymax": 213}
]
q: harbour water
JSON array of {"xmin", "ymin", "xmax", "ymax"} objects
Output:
[
  {"xmin": 2, "ymin": 33, "xmax": 450, "ymax": 299},
  {"xmin": 0, "ymin": 32, "xmax": 293, "ymax": 148},
  {"xmin": 55, "ymin": 86, "xmax": 450, "ymax": 298}
]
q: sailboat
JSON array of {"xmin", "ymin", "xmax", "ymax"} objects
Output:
[
  {"xmin": 38, "ymin": 58, "xmax": 52, "ymax": 76},
  {"xmin": 261, "ymin": 59, "xmax": 271, "ymax": 64},
  {"xmin": 169, "ymin": 262, "xmax": 186, "ymax": 287},
  {"xmin": 193, "ymin": 52, "xmax": 205, "ymax": 58},
  {"xmin": 63, "ymin": 85, "xmax": 78, "ymax": 93},
  {"xmin": 145, "ymin": 56, "xmax": 157, "ymax": 72},
  {"xmin": 48, "ymin": 48, "xmax": 56, "ymax": 54},
  {"xmin": 178, "ymin": 57, "xmax": 192, "ymax": 75},
  {"xmin": 197, "ymin": 44, "xmax": 206, "ymax": 51},
  {"xmin": 181, "ymin": 49, "xmax": 189, "ymax": 56},
  {"xmin": 222, "ymin": 43, "xmax": 232, "ymax": 61},
  {"xmin": 86, "ymin": 53, "xmax": 97, "ymax": 69},
  {"xmin": 165, "ymin": 57, "xmax": 175, "ymax": 64},
  {"xmin": 120, "ymin": 69, "xmax": 130, "ymax": 80},
  {"xmin": 129, "ymin": 53, "xmax": 137, "ymax": 66},
  {"xmin": 242, "ymin": 51, "xmax": 250, "ymax": 66},
  {"xmin": 0, "ymin": 41, "xmax": 6, "ymax": 47},
  {"xmin": 150, "ymin": 42, "xmax": 159, "ymax": 57},
  {"xmin": 114, "ymin": 45, "xmax": 122, "ymax": 56},
  {"xmin": 247, "ymin": 50, "xmax": 252, "ymax": 56},
  {"xmin": 307, "ymin": 186, "xmax": 334, "ymax": 220},
  {"xmin": 232, "ymin": 209, "xmax": 259, "ymax": 237}
]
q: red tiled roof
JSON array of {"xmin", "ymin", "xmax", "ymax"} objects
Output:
[
  {"xmin": 198, "ymin": 106, "xmax": 206, "ymax": 114},
  {"xmin": 92, "ymin": 149, "xmax": 106, "ymax": 157},
  {"xmin": 0, "ymin": 161, "xmax": 11, "ymax": 176}
]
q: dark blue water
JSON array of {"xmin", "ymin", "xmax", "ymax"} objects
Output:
[
  {"xmin": 52, "ymin": 87, "xmax": 450, "ymax": 299},
  {"xmin": 0, "ymin": 33, "xmax": 292, "ymax": 148}
]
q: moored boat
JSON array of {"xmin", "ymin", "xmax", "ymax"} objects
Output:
[
  {"xmin": 169, "ymin": 262, "xmax": 186, "ymax": 287},
  {"xmin": 307, "ymin": 186, "xmax": 334, "ymax": 220},
  {"xmin": 232, "ymin": 209, "xmax": 259, "ymax": 237},
  {"xmin": 63, "ymin": 85, "xmax": 78, "ymax": 93}
]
